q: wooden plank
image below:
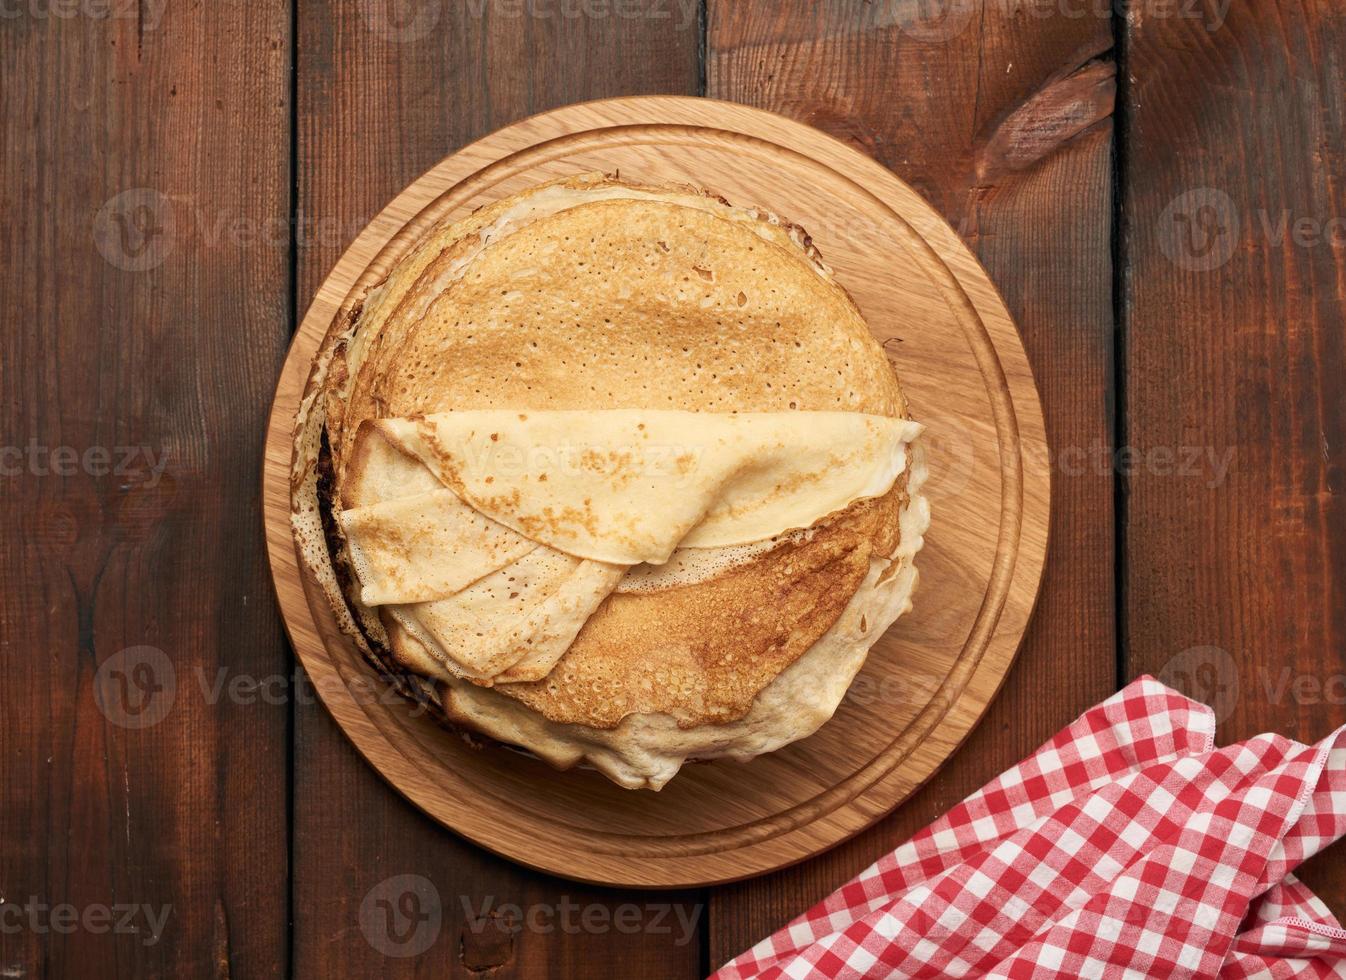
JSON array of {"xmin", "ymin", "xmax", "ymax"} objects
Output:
[
  {"xmin": 0, "ymin": 2, "xmax": 291, "ymax": 978},
  {"xmin": 1122, "ymin": 0, "xmax": 1346, "ymax": 910},
  {"xmin": 291, "ymin": 4, "xmax": 703, "ymax": 977},
  {"xmin": 705, "ymin": 0, "xmax": 1118, "ymax": 963}
]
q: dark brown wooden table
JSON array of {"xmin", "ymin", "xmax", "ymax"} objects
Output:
[{"xmin": 3, "ymin": 1, "xmax": 1344, "ymax": 976}]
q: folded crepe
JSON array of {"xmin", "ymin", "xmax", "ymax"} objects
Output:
[{"xmin": 291, "ymin": 173, "xmax": 930, "ymax": 789}]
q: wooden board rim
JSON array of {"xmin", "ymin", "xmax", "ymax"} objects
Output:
[{"xmin": 262, "ymin": 96, "xmax": 1051, "ymax": 887}]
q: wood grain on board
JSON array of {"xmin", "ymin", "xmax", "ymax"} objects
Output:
[
  {"xmin": 1122, "ymin": 0, "xmax": 1346, "ymax": 910},
  {"xmin": 705, "ymin": 0, "xmax": 1118, "ymax": 965},
  {"xmin": 0, "ymin": 2, "xmax": 291, "ymax": 978},
  {"xmin": 291, "ymin": 8, "xmax": 703, "ymax": 979}
]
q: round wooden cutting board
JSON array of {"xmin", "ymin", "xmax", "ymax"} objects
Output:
[{"xmin": 262, "ymin": 97, "xmax": 1050, "ymax": 888}]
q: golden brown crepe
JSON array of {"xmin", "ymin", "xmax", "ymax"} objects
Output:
[{"xmin": 290, "ymin": 173, "xmax": 929, "ymax": 789}]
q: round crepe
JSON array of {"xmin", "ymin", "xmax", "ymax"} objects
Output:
[{"xmin": 291, "ymin": 173, "xmax": 930, "ymax": 789}]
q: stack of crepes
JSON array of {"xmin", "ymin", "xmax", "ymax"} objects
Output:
[{"xmin": 290, "ymin": 173, "xmax": 929, "ymax": 789}]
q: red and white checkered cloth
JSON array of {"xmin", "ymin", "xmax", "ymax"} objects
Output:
[{"xmin": 712, "ymin": 676, "xmax": 1346, "ymax": 979}]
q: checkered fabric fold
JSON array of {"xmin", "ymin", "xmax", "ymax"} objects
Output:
[{"xmin": 712, "ymin": 676, "xmax": 1346, "ymax": 979}]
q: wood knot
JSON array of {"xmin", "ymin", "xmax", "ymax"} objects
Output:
[
  {"xmin": 976, "ymin": 57, "xmax": 1117, "ymax": 182},
  {"xmin": 459, "ymin": 908, "xmax": 516, "ymax": 973}
]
